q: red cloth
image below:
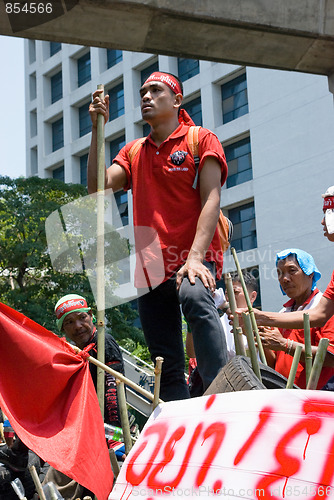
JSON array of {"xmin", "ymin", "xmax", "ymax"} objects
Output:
[
  {"xmin": 0, "ymin": 302, "xmax": 113, "ymax": 500},
  {"xmin": 115, "ymin": 123, "xmax": 227, "ymax": 286},
  {"xmin": 323, "ymin": 270, "xmax": 334, "ymax": 301}
]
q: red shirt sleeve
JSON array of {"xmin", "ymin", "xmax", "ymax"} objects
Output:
[
  {"xmin": 314, "ymin": 313, "xmax": 334, "ymax": 356},
  {"xmin": 112, "ymin": 141, "xmax": 137, "ymax": 191},
  {"xmin": 198, "ymin": 129, "xmax": 228, "ymax": 186},
  {"xmin": 323, "ymin": 270, "xmax": 334, "ymax": 302}
]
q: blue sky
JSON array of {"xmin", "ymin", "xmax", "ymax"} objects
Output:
[{"xmin": 0, "ymin": 35, "xmax": 26, "ymax": 178}]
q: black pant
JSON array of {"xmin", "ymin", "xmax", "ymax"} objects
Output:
[{"xmin": 138, "ymin": 262, "xmax": 228, "ymax": 402}]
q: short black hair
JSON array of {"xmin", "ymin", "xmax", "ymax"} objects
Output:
[{"xmin": 231, "ymin": 270, "xmax": 258, "ymax": 293}]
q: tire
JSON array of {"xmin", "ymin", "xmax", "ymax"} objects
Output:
[
  {"xmin": 254, "ymin": 359, "xmax": 300, "ymax": 390},
  {"xmin": 204, "ymin": 355, "xmax": 301, "ymax": 396},
  {"xmin": 204, "ymin": 356, "xmax": 266, "ymax": 395}
]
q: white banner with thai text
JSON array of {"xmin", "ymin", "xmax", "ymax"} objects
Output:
[{"xmin": 111, "ymin": 389, "xmax": 334, "ymax": 499}]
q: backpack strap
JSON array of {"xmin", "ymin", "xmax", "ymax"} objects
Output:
[
  {"xmin": 187, "ymin": 126, "xmax": 201, "ymax": 189},
  {"xmin": 187, "ymin": 126, "xmax": 231, "ymax": 253},
  {"xmin": 128, "ymin": 137, "xmax": 146, "ymax": 164}
]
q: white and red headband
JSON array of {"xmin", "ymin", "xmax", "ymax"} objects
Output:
[
  {"xmin": 144, "ymin": 72, "xmax": 183, "ymax": 96},
  {"xmin": 322, "ymin": 186, "xmax": 334, "ymax": 235},
  {"xmin": 54, "ymin": 294, "xmax": 91, "ymax": 330}
]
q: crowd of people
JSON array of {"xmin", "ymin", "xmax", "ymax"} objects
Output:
[
  {"xmin": 88, "ymin": 70, "xmax": 334, "ymax": 398},
  {"xmin": 1, "ymin": 70, "xmax": 333, "ymax": 499}
]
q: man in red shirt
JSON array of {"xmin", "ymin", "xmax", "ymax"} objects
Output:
[
  {"xmin": 259, "ymin": 249, "xmax": 334, "ymax": 388},
  {"xmin": 88, "ymin": 72, "xmax": 229, "ymax": 401},
  {"xmin": 237, "ymin": 185, "xmax": 334, "ymax": 331}
]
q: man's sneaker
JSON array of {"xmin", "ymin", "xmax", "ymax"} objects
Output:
[{"xmin": 0, "ymin": 445, "xmax": 28, "ymax": 472}]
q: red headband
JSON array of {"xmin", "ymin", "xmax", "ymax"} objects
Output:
[
  {"xmin": 55, "ymin": 298, "xmax": 88, "ymax": 319},
  {"xmin": 144, "ymin": 72, "xmax": 183, "ymax": 96},
  {"xmin": 323, "ymin": 197, "xmax": 334, "ymax": 211}
]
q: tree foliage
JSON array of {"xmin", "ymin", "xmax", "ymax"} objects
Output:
[{"xmin": 0, "ymin": 175, "xmax": 144, "ymax": 344}]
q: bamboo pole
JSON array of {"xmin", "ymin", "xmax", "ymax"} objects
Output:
[
  {"xmin": 29, "ymin": 466, "xmax": 47, "ymax": 500},
  {"xmin": 242, "ymin": 312, "xmax": 262, "ymax": 382},
  {"xmin": 224, "ymin": 273, "xmax": 246, "ymax": 356},
  {"xmin": 116, "ymin": 380, "xmax": 133, "ymax": 455},
  {"xmin": 153, "ymin": 357, "xmax": 164, "ymax": 410},
  {"xmin": 303, "ymin": 312, "xmax": 313, "ymax": 386},
  {"xmin": 235, "ymin": 327, "xmax": 247, "ymax": 356},
  {"xmin": 286, "ymin": 344, "xmax": 302, "ymax": 389},
  {"xmin": 230, "ymin": 248, "xmax": 267, "ymax": 365},
  {"xmin": 306, "ymin": 338, "xmax": 329, "ymax": 390},
  {"xmin": 109, "ymin": 448, "xmax": 120, "ymax": 478},
  {"xmin": 71, "ymin": 345, "xmax": 163, "ymax": 404},
  {"xmin": 96, "ymin": 83, "xmax": 106, "ymax": 418}
]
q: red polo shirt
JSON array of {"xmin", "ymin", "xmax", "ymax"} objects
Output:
[
  {"xmin": 275, "ymin": 289, "xmax": 334, "ymax": 389},
  {"xmin": 323, "ymin": 270, "xmax": 334, "ymax": 301},
  {"xmin": 114, "ymin": 124, "xmax": 228, "ymax": 287}
]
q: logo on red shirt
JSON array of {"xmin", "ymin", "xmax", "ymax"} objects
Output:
[{"xmin": 170, "ymin": 151, "xmax": 188, "ymax": 166}]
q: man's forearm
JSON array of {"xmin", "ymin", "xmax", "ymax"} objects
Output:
[
  {"xmin": 256, "ymin": 308, "xmax": 327, "ymax": 329},
  {"xmin": 187, "ymin": 199, "xmax": 220, "ymax": 262}
]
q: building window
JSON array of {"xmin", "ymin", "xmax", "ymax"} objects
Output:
[
  {"xmin": 228, "ymin": 201, "xmax": 257, "ymax": 252},
  {"xmin": 225, "ymin": 137, "xmax": 252, "ymax": 188},
  {"xmin": 143, "ymin": 122, "xmax": 151, "ymax": 137},
  {"xmin": 80, "ymin": 154, "xmax": 88, "ymax": 186},
  {"xmin": 140, "ymin": 61, "xmax": 159, "ymax": 84},
  {"xmin": 110, "ymin": 135, "xmax": 126, "ymax": 162},
  {"xmin": 177, "ymin": 58, "xmax": 199, "ymax": 82},
  {"xmin": 52, "ymin": 118, "xmax": 64, "ymax": 152},
  {"xmin": 29, "ymin": 74, "xmax": 37, "ymax": 100},
  {"xmin": 51, "ymin": 71, "xmax": 62, "ymax": 104},
  {"xmin": 114, "ymin": 190, "xmax": 129, "ymax": 226},
  {"xmin": 79, "ymin": 103, "xmax": 91, "ymax": 137},
  {"xmin": 30, "ymin": 147, "xmax": 38, "ymax": 175},
  {"xmin": 77, "ymin": 52, "xmax": 91, "ymax": 87},
  {"xmin": 50, "ymin": 42, "xmax": 61, "ymax": 57},
  {"xmin": 107, "ymin": 49, "xmax": 122, "ymax": 68},
  {"xmin": 52, "ymin": 165, "xmax": 64, "ymax": 182},
  {"xmin": 109, "ymin": 82, "xmax": 124, "ymax": 121},
  {"xmin": 30, "ymin": 111, "xmax": 37, "ymax": 137},
  {"xmin": 183, "ymin": 96, "xmax": 202, "ymax": 126},
  {"xmin": 28, "ymin": 40, "xmax": 36, "ymax": 63},
  {"xmin": 221, "ymin": 73, "xmax": 248, "ymax": 124}
]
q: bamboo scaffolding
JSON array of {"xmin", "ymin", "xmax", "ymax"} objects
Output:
[
  {"xmin": 303, "ymin": 312, "xmax": 313, "ymax": 386},
  {"xmin": 71, "ymin": 345, "xmax": 163, "ymax": 404},
  {"xmin": 286, "ymin": 344, "xmax": 302, "ymax": 389},
  {"xmin": 223, "ymin": 273, "xmax": 246, "ymax": 356},
  {"xmin": 29, "ymin": 466, "xmax": 47, "ymax": 500},
  {"xmin": 96, "ymin": 83, "xmax": 106, "ymax": 418},
  {"xmin": 153, "ymin": 357, "xmax": 164, "ymax": 410},
  {"xmin": 116, "ymin": 380, "xmax": 133, "ymax": 455},
  {"xmin": 109, "ymin": 448, "xmax": 120, "ymax": 478},
  {"xmin": 306, "ymin": 338, "xmax": 329, "ymax": 390},
  {"xmin": 242, "ymin": 312, "xmax": 262, "ymax": 382},
  {"xmin": 230, "ymin": 248, "xmax": 267, "ymax": 365}
]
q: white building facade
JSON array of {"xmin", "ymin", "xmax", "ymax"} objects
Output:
[{"xmin": 24, "ymin": 39, "xmax": 334, "ymax": 311}]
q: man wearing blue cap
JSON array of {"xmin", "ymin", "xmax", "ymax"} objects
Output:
[{"xmin": 258, "ymin": 249, "xmax": 334, "ymax": 389}]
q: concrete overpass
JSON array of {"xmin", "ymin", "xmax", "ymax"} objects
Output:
[{"xmin": 1, "ymin": 0, "xmax": 334, "ymax": 86}]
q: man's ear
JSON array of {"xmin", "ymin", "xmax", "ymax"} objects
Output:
[
  {"xmin": 250, "ymin": 291, "xmax": 257, "ymax": 305},
  {"xmin": 174, "ymin": 93, "xmax": 183, "ymax": 110}
]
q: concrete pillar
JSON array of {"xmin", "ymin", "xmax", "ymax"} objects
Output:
[{"xmin": 328, "ymin": 73, "xmax": 334, "ymax": 101}]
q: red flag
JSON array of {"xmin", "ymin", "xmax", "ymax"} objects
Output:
[{"xmin": 0, "ymin": 302, "xmax": 113, "ymax": 500}]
